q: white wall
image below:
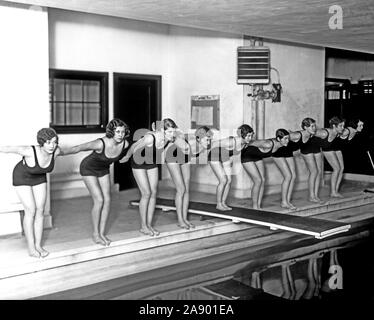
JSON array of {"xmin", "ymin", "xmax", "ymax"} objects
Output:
[
  {"xmin": 165, "ymin": 26, "xmax": 244, "ymax": 188},
  {"xmin": 48, "ymin": 9, "xmax": 171, "ymax": 180},
  {"xmin": 0, "ymin": 3, "xmax": 49, "ymax": 205},
  {"xmin": 48, "ymin": 9, "xmax": 245, "ymax": 195}
]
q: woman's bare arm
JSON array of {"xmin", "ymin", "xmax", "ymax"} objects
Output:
[
  {"xmin": 0, "ymin": 145, "xmax": 33, "ymax": 157},
  {"xmin": 119, "ymin": 134, "xmax": 153, "ymax": 163},
  {"xmin": 58, "ymin": 139, "xmax": 102, "ymax": 156}
]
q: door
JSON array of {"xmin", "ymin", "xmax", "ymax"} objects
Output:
[{"xmin": 113, "ymin": 73, "xmax": 161, "ymax": 190}]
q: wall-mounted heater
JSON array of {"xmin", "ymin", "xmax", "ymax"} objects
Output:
[{"xmin": 237, "ymin": 46, "xmax": 270, "ymax": 84}]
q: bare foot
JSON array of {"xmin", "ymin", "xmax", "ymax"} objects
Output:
[
  {"xmin": 139, "ymin": 227, "xmax": 154, "ymax": 236},
  {"xmin": 288, "ymin": 203, "xmax": 297, "ymax": 211},
  {"xmin": 216, "ymin": 204, "xmax": 227, "ymax": 211},
  {"xmin": 281, "ymin": 202, "xmax": 291, "ymax": 209},
  {"xmin": 331, "ymin": 193, "xmax": 344, "ymax": 198},
  {"xmin": 177, "ymin": 221, "xmax": 190, "ymax": 230},
  {"xmin": 309, "ymin": 197, "xmax": 324, "ymax": 204},
  {"xmin": 186, "ymin": 221, "xmax": 195, "ymax": 229},
  {"xmin": 149, "ymin": 227, "xmax": 160, "ymax": 236},
  {"xmin": 101, "ymin": 235, "xmax": 112, "ymax": 246},
  {"xmin": 28, "ymin": 250, "xmax": 41, "ymax": 258},
  {"xmin": 222, "ymin": 204, "xmax": 233, "ymax": 210},
  {"xmin": 35, "ymin": 247, "xmax": 49, "ymax": 258},
  {"xmin": 92, "ymin": 234, "xmax": 106, "ymax": 246}
]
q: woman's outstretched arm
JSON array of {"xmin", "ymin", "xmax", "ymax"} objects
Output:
[
  {"xmin": 0, "ymin": 146, "xmax": 33, "ymax": 157},
  {"xmin": 58, "ymin": 139, "xmax": 102, "ymax": 156}
]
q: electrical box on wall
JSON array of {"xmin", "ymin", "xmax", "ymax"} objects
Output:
[{"xmin": 237, "ymin": 46, "xmax": 270, "ymax": 84}]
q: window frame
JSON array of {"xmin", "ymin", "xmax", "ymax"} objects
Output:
[{"xmin": 49, "ymin": 69, "xmax": 109, "ymax": 134}]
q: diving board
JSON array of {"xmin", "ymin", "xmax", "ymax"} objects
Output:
[{"xmin": 129, "ymin": 198, "xmax": 351, "ymax": 239}]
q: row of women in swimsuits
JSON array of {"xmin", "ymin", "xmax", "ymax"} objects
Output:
[
  {"xmin": 0, "ymin": 119, "xmax": 130, "ymax": 257},
  {"xmin": 130, "ymin": 116, "xmax": 363, "ymax": 220},
  {"xmin": 0, "ymin": 117, "xmax": 364, "ymax": 257},
  {"xmin": 123, "ymin": 119, "xmax": 290, "ymax": 238},
  {"xmin": 237, "ymin": 116, "xmax": 363, "ymax": 211}
]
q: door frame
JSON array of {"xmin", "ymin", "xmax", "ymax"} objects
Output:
[
  {"xmin": 113, "ymin": 72, "xmax": 162, "ymax": 127},
  {"xmin": 113, "ymin": 72, "xmax": 162, "ymax": 187}
]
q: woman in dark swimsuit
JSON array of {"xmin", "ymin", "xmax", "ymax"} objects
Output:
[
  {"xmin": 298, "ymin": 117, "xmax": 324, "ymax": 204},
  {"xmin": 315, "ymin": 116, "xmax": 345, "ymax": 198},
  {"xmin": 164, "ymin": 128, "xmax": 194, "ymax": 229},
  {"xmin": 338, "ymin": 119, "xmax": 365, "ymax": 174},
  {"xmin": 340, "ymin": 119, "xmax": 364, "ymax": 144},
  {"xmin": 122, "ymin": 118, "xmax": 176, "ymax": 237},
  {"xmin": 272, "ymin": 129, "xmax": 301, "ymax": 210},
  {"xmin": 1, "ymin": 128, "xmax": 61, "ymax": 258},
  {"xmin": 241, "ymin": 127, "xmax": 289, "ymax": 209},
  {"xmin": 194, "ymin": 126, "xmax": 246, "ymax": 211},
  {"xmin": 65, "ymin": 119, "xmax": 130, "ymax": 246}
]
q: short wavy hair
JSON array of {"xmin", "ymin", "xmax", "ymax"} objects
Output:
[
  {"xmin": 153, "ymin": 118, "xmax": 178, "ymax": 131},
  {"xmin": 237, "ymin": 124, "xmax": 254, "ymax": 139},
  {"xmin": 106, "ymin": 118, "xmax": 130, "ymax": 138},
  {"xmin": 329, "ymin": 116, "xmax": 345, "ymax": 128},
  {"xmin": 195, "ymin": 126, "xmax": 213, "ymax": 141},
  {"xmin": 276, "ymin": 128, "xmax": 289, "ymax": 140},
  {"xmin": 348, "ymin": 118, "xmax": 362, "ymax": 129},
  {"xmin": 301, "ymin": 117, "xmax": 316, "ymax": 129},
  {"xmin": 37, "ymin": 128, "xmax": 58, "ymax": 146}
]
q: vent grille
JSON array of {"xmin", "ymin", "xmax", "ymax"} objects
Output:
[{"xmin": 237, "ymin": 47, "xmax": 270, "ymax": 84}]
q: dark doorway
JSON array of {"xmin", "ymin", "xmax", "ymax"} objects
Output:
[
  {"xmin": 325, "ymin": 48, "xmax": 374, "ymax": 175},
  {"xmin": 113, "ymin": 73, "xmax": 161, "ymax": 190}
]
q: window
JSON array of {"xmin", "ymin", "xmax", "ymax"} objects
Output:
[{"xmin": 49, "ymin": 69, "xmax": 108, "ymax": 133}]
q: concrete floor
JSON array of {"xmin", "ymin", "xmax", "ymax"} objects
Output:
[{"xmin": 0, "ymin": 179, "xmax": 372, "ymax": 258}]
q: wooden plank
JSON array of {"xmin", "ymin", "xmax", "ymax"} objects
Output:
[{"xmin": 129, "ymin": 199, "xmax": 351, "ymax": 239}]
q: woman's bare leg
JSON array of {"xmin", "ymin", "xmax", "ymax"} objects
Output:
[
  {"xmin": 82, "ymin": 176, "xmax": 106, "ymax": 245},
  {"xmin": 98, "ymin": 174, "xmax": 112, "ymax": 245},
  {"xmin": 132, "ymin": 169, "xmax": 153, "ymax": 236},
  {"xmin": 301, "ymin": 154, "xmax": 319, "ymax": 202},
  {"xmin": 323, "ymin": 151, "xmax": 342, "ymax": 198},
  {"xmin": 335, "ymin": 151, "xmax": 345, "ymax": 196},
  {"xmin": 242, "ymin": 162, "xmax": 263, "ymax": 209},
  {"xmin": 209, "ymin": 161, "xmax": 228, "ymax": 211},
  {"xmin": 181, "ymin": 163, "xmax": 194, "ymax": 228},
  {"xmin": 167, "ymin": 163, "xmax": 189, "ymax": 229},
  {"xmin": 32, "ymin": 183, "xmax": 49, "ymax": 256},
  {"xmin": 273, "ymin": 157, "xmax": 293, "ymax": 209},
  {"xmin": 285, "ymin": 157, "xmax": 297, "ymax": 209},
  {"xmin": 256, "ymin": 161, "xmax": 266, "ymax": 208},
  {"xmin": 222, "ymin": 161, "xmax": 233, "ymax": 210},
  {"xmin": 15, "ymin": 186, "xmax": 40, "ymax": 257},
  {"xmin": 146, "ymin": 167, "xmax": 160, "ymax": 235}
]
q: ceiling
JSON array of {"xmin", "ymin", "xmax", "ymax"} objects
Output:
[{"xmin": 4, "ymin": 0, "xmax": 374, "ymax": 54}]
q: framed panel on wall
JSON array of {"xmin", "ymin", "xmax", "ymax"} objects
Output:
[{"xmin": 191, "ymin": 95, "xmax": 220, "ymax": 130}]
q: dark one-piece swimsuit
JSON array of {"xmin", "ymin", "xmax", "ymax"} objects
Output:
[
  {"xmin": 241, "ymin": 140, "xmax": 274, "ymax": 163},
  {"xmin": 80, "ymin": 138, "xmax": 129, "ymax": 177},
  {"xmin": 13, "ymin": 145, "xmax": 55, "ymax": 186},
  {"xmin": 165, "ymin": 139, "xmax": 192, "ymax": 165},
  {"xmin": 272, "ymin": 131, "xmax": 304, "ymax": 158},
  {"xmin": 319, "ymin": 129, "xmax": 342, "ymax": 152},
  {"xmin": 130, "ymin": 134, "xmax": 167, "ymax": 170}
]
